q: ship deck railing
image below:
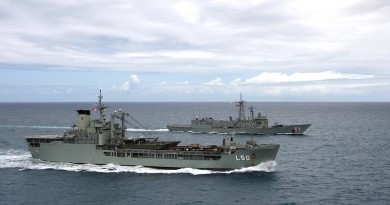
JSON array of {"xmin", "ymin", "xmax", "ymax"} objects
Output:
[
  {"xmin": 117, "ymin": 148, "xmax": 222, "ymax": 156},
  {"xmin": 25, "ymin": 135, "xmax": 63, "ymax": 143}
]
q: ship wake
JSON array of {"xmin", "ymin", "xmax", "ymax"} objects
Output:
[
  {"xmin": 126, "ymin": 128, "xmax": 169, "ymax": 132},
  {"xmin": 1, "ymin": 149, "xmax": 277, "ymax": 175}
]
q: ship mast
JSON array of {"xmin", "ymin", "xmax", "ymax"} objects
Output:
[
  {"xmin": 249, "ymin": 106, "xmax": 254, "ymax": 120},
  {"xmin": 236, "ymin": 93, "xmax": 246, "ymax": 122},
  {"xmin": 98, "ymin": 89, "xmax": 107, "ymax": 123}
]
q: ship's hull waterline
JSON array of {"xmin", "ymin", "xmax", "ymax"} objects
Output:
[{"xmin": 28, "ymin": 140, "xmax": 279, "ymax": 170}]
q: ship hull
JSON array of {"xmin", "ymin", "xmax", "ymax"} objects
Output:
[
  {"xmin": 167, "ymin": 124, "xmax": 311, "ymax": 135},
  {"xmin": 28, "ymin": 141, "xmax": 279, "ymax": 170}
]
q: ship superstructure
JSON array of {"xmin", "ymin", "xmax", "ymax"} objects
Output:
[{"xmin": 25, "ymin": 91, "xmax": 279, "ymax": 170}]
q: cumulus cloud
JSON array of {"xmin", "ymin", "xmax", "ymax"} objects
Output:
[
  {"xmin": 152, "ymin": 78, "xmax": 390, "ymax": 99},
  {"xmin": 112, "ymin": 75, "xmax": 140, "ymax": 91},
  {"xmin": 255, "ymin": 81, "xmax": 390, "ymax": 97},
  {"xmin": 203, "ymin": 77, "xmax": 224, "ymax": 86},
  {"xmin": 241, "ymin": 71, "xmax": 375, "ymax": 84},
  {"xmin": 230, "ymin": 78, "xmax": 242, "ymax": 85},
  {"xmin": 150, "ymin": 72, "xmax": 390, "ymax": 100}
]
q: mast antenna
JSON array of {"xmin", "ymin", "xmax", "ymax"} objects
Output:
[
  {"xmin": 98, "ymin": 90, "xmax": 107, "ymax": 123},
  {"xmin": 236, "ymin": 92, "xmax": 246, "ymax": 121}
]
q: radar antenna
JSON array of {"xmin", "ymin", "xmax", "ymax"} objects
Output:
[
  {"xmin": 236, "ymin": 92, "xmax": 246, "ymax": 122},
  {"xmin": 97, "ymin": 89, "xmax": 108, "ymax": 123}
]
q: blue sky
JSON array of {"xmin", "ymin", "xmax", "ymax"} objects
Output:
[{"xmin": 0, "ymin": 0, "xmax": 389, "ymax": 102}]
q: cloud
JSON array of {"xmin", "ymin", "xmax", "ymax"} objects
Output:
[
  {"xmin": 38, "ymin": 88, "xmax": 60, "ymax": 95},
  {"xmin": 203, "ymin": 77, "xmax": 224, "ymax": 86},
  {"xmin": 241, "ymin": 71, "xmax": 375, "ymax": 84},
  {"xmin": 112, "ymin": 74, "xmax": 140, "ymax": 91},
  {"xmin": 230, "ymin": 78, "xmax": 242, "ymax": 85},
  {"xmin": 152, "ymin": 79, "xmax": 390, "ymax": 99},
  {"xmin": 1, "ymin": 0, "xmax": 390, "ymax": 101},
  {"xmin": 177, "ymin": 81, "xmax": 189, "ymax": 85},
  {"xmin": 255, "ymin": 81, "xmax": 390, "ymax": 97},
  {"xmin": 36, "ymin": 87, "xmax": 76, "ymax": 96},
  {"xmin": 158, "ymin": 50, "xmax": 216, "ymax": 59},
  {"xmin": 174, "ymin": 1, "xmax": 201, "ymax": 24},
  {"xmin": 1, "ymin": 0, "xmax": 389, "ymax": 75},
  {"xmin": 150, "ymin": 72, "xmax": 390, "ymax": 100}
]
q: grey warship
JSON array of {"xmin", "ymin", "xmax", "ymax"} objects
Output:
[
  {"xmin": 25, "ymin": 91, "xmax": 280, "ymax": 170},
  {"xmin": 167, "ymin": 94, "xmax": 311, "ymax": 135}
]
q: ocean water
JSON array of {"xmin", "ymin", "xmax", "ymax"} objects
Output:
[{"xmin": 0, "ymin": 102, "xmax": 389, "ymax": 205}]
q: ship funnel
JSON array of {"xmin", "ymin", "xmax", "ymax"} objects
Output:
[
  {"xmin": 223, "ymin": 133, "xmax": 237, "ymax": 148},
  {"xmin": 76, "ymin": 110, "xmax": 91, "ymax": 131}
]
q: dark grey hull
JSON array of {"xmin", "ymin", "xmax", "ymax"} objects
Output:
[
  {"xmin": 167, "ymin": 124, "xmax": 311, "ymax": 135},
  {"xmin": 28, "ymin": 141, "xmax": 279, "ymax": 170}
]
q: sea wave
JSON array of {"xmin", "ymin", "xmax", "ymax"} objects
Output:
[
  {"xmin": 0, "ymin": 125, "xmax": 70, "ymax": 129},
  {"xmin": 0, "ymin": 149, "xmax": 277, "ymax": 175}
]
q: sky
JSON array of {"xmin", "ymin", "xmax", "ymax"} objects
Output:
[{"xmin": 0, "ymin": 0, "xmax": 389, "ymax": 102}]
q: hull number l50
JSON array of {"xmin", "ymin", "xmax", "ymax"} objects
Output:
[{"xmin": 235, "ymin": 155, "xmax": 251, "ymax": 160}]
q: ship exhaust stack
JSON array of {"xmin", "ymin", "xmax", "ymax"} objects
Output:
[
  {"xmin": 223, "ymin": 133, "xmax": 237, "ymax": 149},
  {"xmin": 76, "ymin": 110, "xmax": 91, "ymax": 132}
]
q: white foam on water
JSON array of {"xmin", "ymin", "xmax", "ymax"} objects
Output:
[
  {"xmin": 126, "ymin": 128, "xmax": 169, "ymax": 132},
  {"xmin": 0, "ymin": 149, "xmax": 32, "ymax": 169},
  {"xmin": 0, "ymin": 149, "xmax": 277, "ymax": 175},
  {"xmin": 187, "ymin": 131, "xmax": 203, "ymax": 134}
]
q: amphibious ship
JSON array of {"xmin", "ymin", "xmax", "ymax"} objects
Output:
[
  {"xmin": 167, "ymin": 94, "xmax": 311, "ymax": 135},
  {"xmin": 25, "ymin": 91, "xmax": 280, "ymax": 170}
]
